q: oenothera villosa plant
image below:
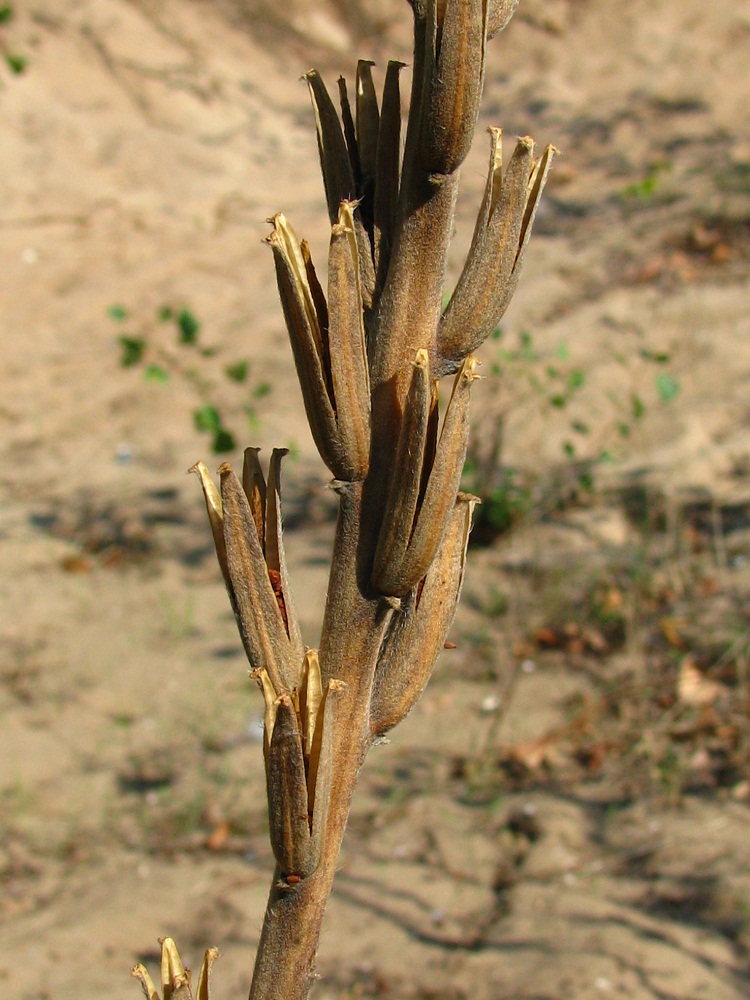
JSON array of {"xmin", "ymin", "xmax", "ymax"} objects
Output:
[{"xmin": 132, "ymin": 2, "xmax": 555, "ymax": 998}]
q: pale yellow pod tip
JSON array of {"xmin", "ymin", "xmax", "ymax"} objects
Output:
[
  {"xmin": 188, "ymin": 462, "xmax": 223, "ymax": 519},
  {"xmin": 131, "ymin": 964, "xmax": 158, "ymax": 1000},
  {"xmin": 160, "ymin": 936, "xmax": 187, "ymax": 990},
  {"xmin": 196, "ymin": 947, "xmax": 220, "ymax": 1000}
]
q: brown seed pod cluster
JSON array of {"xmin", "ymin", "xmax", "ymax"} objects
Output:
[{"xmin": 149, "ymin": 3, "xmax": 556, "ymax": 998}]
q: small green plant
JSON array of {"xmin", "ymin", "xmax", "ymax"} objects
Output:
[
  {"xmin": 618, "ymin": 160, "xmax": 671, "ymax": 201},
  {"xmin": 463, "ymin": 325, "xmax": 682, "ymax": 541},
  {"xmin": 0, "ymin": 4, "xmax": 26, "ymax": 75},
  {"xmin": 4, "ymin": 50, "xmax": 25, "ymax": 73},
  {"xmin": 111, "ymin": 303, "xmax": 266, "ymax": 453}
]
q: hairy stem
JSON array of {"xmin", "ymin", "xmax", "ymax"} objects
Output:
[
  {"xmin": 248, "ymin": 683, "xmax": 371, "ymax": 1000},
  {"xmin": 249, "ymin": 483, "xmax": 388, "ymax": 999}
]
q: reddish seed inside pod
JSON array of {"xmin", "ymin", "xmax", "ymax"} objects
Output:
[{"xmin": 268, "ymin": 567, "xmax": 289, "ymax": 629}]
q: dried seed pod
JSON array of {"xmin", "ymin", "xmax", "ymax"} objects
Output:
[
  {"xmin": 188, "ymin": 461, "xmax": 228, "ymax": 588},
  {"xmin": 306, "ymin": 69, "xmax": 356, "ymax": 223},
  {"xmin": 373, "ymin": 60, "xmax": 405, "ymax": 287},
  {"xmin": 371, "ymin": 349, "xmax": 432, "ymax": 593},
  {"xmin": 269, "ymin": 213, "xmax": 371, "ymax": 481},
  {"xmin": 439, "ymin": 134, "xmax": 557, "ymax": 373},
  {"xmin": 267, "ymin": 215, "xmax": 341, "ymax": 473},
  {"xmin": 307, "ymin": 69, "xmax": 376, "ymax": 305},
  {"xmin": 194, "ymin": 948, "xmax": 220, "ymax": 1000},
  {"xmin": 421, "ymin": 0, "xmax": 487, "ymax": 175},
  {"xmin": 327, "ymin": 202, "xmax": 371, "ymax": 479},
  {"xmin": 394, "ymin": 356, "xmax": 479, "ymax": 589},
  {"xmin": 252, "ymin": 667, "xmax": 279, "ymax": 760},
  {"xmin": 372, "ymin": 356, "xmax": 479, "ymax": 597},
  {"xmin": 132, "ymin": 937, "xmax": 218, "ymax": 1000},
  {"xmin": 266, "ymin": 694, "xmax": 316, "ymax": 878},
  {"xmin": 337, "ymin": 75, "xmax": 360, "ymax": 184},
  {"xmin": 242, "ymin": 447, "xmax": 266, "ymax": 543},
  {"xmin": 371, "ymin": 494, "xmax": 476, "ymax": 735},
  {"xmin": 356, "ymin": 60, "xmax": 379, "ymax": 197},
  {"xmin": 487, "ymin": 0, "xmax": 520, "ymax": 37},
  {"xmin": 266, "ymin": 448, "xmax": 304, "ymax": 652},
  {"xmin": 131, "ymin": 938, "xmax": 191, "ymax": 1000},
  {"xmin": 298, "ymin": 648, "xmax": 323, "ymax": 758},
  {"xmin": 161, "ymin": 938, "xmax": 189, "ymax": 1000},
  {"xmin": 219, "ymin": 464, "xmax": 302, "ymax": 692},
  {"xmin": 308, "ymin": 678, "xmax": 346, "ymax": 852}
]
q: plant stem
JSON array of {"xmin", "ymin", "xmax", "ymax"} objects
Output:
[
  {"xmin": 249, "ymin": 483, "xmax": 387, "ymax": 1000},
  {"xmin": 248, "ymin": 691, "xmax": 370, "ymax": 1000}
]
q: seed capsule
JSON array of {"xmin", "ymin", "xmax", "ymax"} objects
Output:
[
  {"xmin": 371, "ymin": 494, "xmax": 476, "ymax": 735},
  {"xmin": 439, "ymin": 132, "xmax": 557, "ymax": 373}
]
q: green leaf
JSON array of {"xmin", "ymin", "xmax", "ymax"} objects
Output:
[
  {"xmin": 212, "ymin": 428, "xmax": 236, "ymax": 453},
  {"xmin": 562, "ymin": 441, "xmax": 576, "ymax": 458},
  {"xmin": 640, "ymin": 348, "xmax": 671, "ymax": 364},
  {"xmin": 177, "ymin": 308, "xmax": 200, "ymax": 344},
  {"xmin": 567, "ymin": 368, "xmax": 585, "ymax": 390},
  {"xmin": 193, "ymin": 405, "xmax": 222, "ymax": 433},
  {"xmin": 520, "ymin": 330, "xmax": 535, "ymax": 360},
  {"xmin": 107, "ymin": 304, "xmax": 128, "ymax": 321},
  {"xmin": 571, "ymin": 420, "xmax": 590, "ymax": 435},
  {"xmin": 6, "ymin": 53, "xmax": 27, "ymax": 74},
  {"xmin": 224, "ymin": 360, "xmax": 249, "ymax": 383},
  {"xmin": 144, "ymin": 364, "xmax": 169, "ymax": 383},
  {"xmin": 555, "ymin": 342, "xmax": 570, "ymax": 360},
  {"xmin": 158, "ymin": 305, "xmax": 174, "ymax": 322},
  {"xmin": 631, "ymin": 393, "xmax": 645, "ymax": 420},
  {"xmin": 253, "ymin": 382, "xmax": 272, "ymax": 399},
  {"xmin": 118, "ymin": 336, "xmax": 145, "ymax": 367},
  {"xmin": 490, "ymin": 326, "xmax": 503, "ymax": 342},
  {"xmin": 0, "ymin": 6, "xmax": 15, "ymax": 24},
  {"xmin": 549, "ymin": 393, "xmax": 567, "ymax": 408},
  {"xmin": 618, "ymin": 422, "xmax": 631, "ymax": 438},
  {"xmin": 655, "ymin": 372, "xmax": 680, "ymax": 403},
  {"xmin": 577, "ymin": 470, "xmax": 595, "ymax": 493}
]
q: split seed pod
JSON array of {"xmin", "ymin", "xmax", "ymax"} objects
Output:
[
  {"xmin": 372, "ymin": 355, "xmax": 479, "ymax": 597},
  {"xmin": 371, "ymin": 493, "xmax": 476, "ymax": 735},
  {"xmin": 257, "ymin": 653, "xmax": 345, "ymax": 880},
  {"xmin": 266, "ymin": 693, "xmax": 318, "ymax": 878},
  {"xmin": 189, "ymin": 454, "xmax": 303, "ymax": 693},
  {"xmin": 438, "ymin": 131, "xmax": 557, "ymax": 374},
  {"xmin": 132, "ymin": 937, "xmax": 219, "ymax": 1000},
  {"xmin": 371, "ymin": 348, "xmax": 432, "ymax": 591},
  {"xmin": 306, "ymin": 70, "xmax": 376, "ymax": 304},
  {"xmin": 267, "ymin": 210, "xmax": 370, "ymax": 481},
  {"xmin": 373, "ymin": 60, "xmax": 405, "ymax": 284}
]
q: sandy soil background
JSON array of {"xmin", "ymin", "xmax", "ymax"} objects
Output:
[{"xmin": 2, "ymin": 1, "xmax": 750, "ymax": 997}]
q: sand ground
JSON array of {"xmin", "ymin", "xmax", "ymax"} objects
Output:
[{"xmin": 2, "ymin": 1, "xmax": 750, "ymax": 997}]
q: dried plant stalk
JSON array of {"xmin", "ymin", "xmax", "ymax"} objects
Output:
[{"xmin": 139, "ymin": 3, "xmax": 555, "ymax": 999}]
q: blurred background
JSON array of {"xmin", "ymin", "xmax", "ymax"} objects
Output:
[{"xmin": 2, "ymin": 1, "xmax": 750, "ymax": 997}]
